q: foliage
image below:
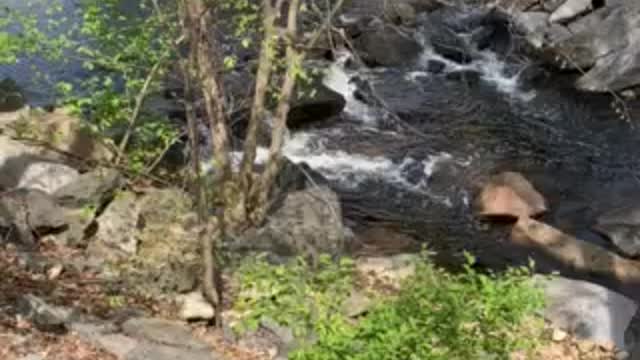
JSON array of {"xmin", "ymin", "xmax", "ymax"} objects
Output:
[
  {"xmin": 2, "ymin": 0, "xmax": 180, "ymax": 174},
  {"xmin": 292, "ymin": 253, "xmax": 545, "ymax": 360},
  {"xmin": 232, "ymin": 253, "xmax": 356, "ymax": 339},
  {"xmin": 232, "ymin": 251, "xmax": 546, "ymax": 360}
]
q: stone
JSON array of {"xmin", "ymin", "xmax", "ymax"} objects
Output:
[
  {"xmin": 549, "ymin": 0, "xmax": 593, "ymax": 23},
  {"xmin": 514, "ymin": 11, "xmax": 550, "ymax": 34},
  {"xmin": 250, "ymin": 186, "xmax": 348, "ymax": 261},
  {"xmin": 124, "ymin": 188, "xmax": 200, "ymax": 296},
  {"xmin": 341, "ymin": 291, "xmax": 374, "ymax": 317},
  {"xmin": 90, "ymin": 333, "xmax": 139, "ymax": 359},
  {"xmin": 177, "ymin": 291, "xmax": 215, "ymax": 321},
  {"xmin": 0, "ymin": 188, "xmax": 66, "ymax": 246},
  {"xmin": 6, "ymin": 108, "xmax": 113, "ymax": 163},
  {"xmin": 552, "ymin": 328, "xmax": 569, "ymax": 341},
  {"xmin": 353, "ymin": 24, "xmax": 422, "ymax": 67},
  {"xmin": 121, "ymin": 317, "xmax": 209, "ymax": 350},
  {"xmin": 535, "ymin": 275, "xmax": 638, "ymax": 351},
  {"xmin": 259, "ymin": 318, "xmax": 298, "ymax": 355},
  {"xmin": 0, "ymin": 136, "xmax": 69, "ymax": 191},
  {"xmin": 87, "ymin": 191, "xmax": 140, "ymax": 261},
  {"xmin": 425, "ymin": 59, "xmax": 445, "ymax": 73},
  {"xmin": 594, "ymin": 205, "xmax": 640, "ymax": 257},
  {"xmin": 125, "ymin": 342, "xmax": 219, "ymax": 360},
  {"xmin": 0, "ymin": 78, "xmax": 25, "ymax": 112},
  {"xmin": 355, "ymin": 254, "xmax": 417, "ymax": 290},
  {"xmin": 54, "ymin": 168, "xmax": 122, "ymax": 208},
  {"xmin": 543, "ymin": 0, "xmax": 567, "ymax": 12},
  {"xmin": 16, "ymin": 161, "xmax": 79, "ymax": 194},
  {"xmin": 475, "ymin": 171, "xmax": 547, "ymax": 219},
  {"xmin": 288, "ymin": 82, "xmax": 346, "ymax": 129},
  {"xmin": 57, "ymin": 207, "xmax": 96, "ymax": 247},
  {"xmin": 16, "ymin": 294, "xmax": 74, "ymax": 332}
]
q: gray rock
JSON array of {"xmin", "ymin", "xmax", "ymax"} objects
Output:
[
  {"xmin": 17, "ymin": 162, "xmax": 79, "ymax": 194},
  {"xmin": 54, "ymin": 168, "xmax": 122, "ymax": 208},
  {"xmin": 0, "ymin": 188, "xmax": 66, "ymax": 246},
  {"xmin": 288, "ymin": 81, "xmax": 346, "ymax": 129},
  {"xmin": 514, "ymin": 11, "xmax": 550, "ymax": 34},
  {"xmin": 177, "ymin": 291, "xmax": 215, "ymax": 321},
  {"xmin": 341, "ymin": 291, "xmax": 374, "ymax": 317},
  {"xmin": 125, "ymin": 342, "xmax": 219, "ymax": 360},
  {"xmin": 354, "ymin": 23, "xmax": 422, "ymax": 67},
  {"xmin": 90, "ymin": 333, "xmax": 139, "ymax": 359},
  {"xmin": 594, "ymin": 205, "xmax": 640, "ymax": 257},
  {"xmin": 0, "ymin": 137, "xmax": 69, "ymax": 191},
  {"xmin": 549, "ymin": 0, "xmax": 593, "ymax": 23},
  {"xmin": 17, "ymin": 294, "xmax": 75, "ymax": 331},
  {"xmin": 543, "ymin": 0, "xmax": 568, "ymax": 13},
  {"xmin": 260, "ymin": 318, "xmax": 298, "ymax": 355},
  {"xmin": 87, "ymin": 191, "xmax": 140, "ymax": 261},
  {"xmin": 536, "ymin": 275, "xmax": 638, "ymax": 351},
  {"xmin": 250, "ymin": 186, "xmax": 348, "ymax": 261},
  {"xmin": 121, "ymin": 317, "xmax": 209, "ymax": 350}
]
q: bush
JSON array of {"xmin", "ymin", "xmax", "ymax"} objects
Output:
[
  {"xmin": 231, "ymin": 251, "xmax": 546, "ymax": 360},
  {"xmin": 292, "ymin": 254, "xmax": 545, "ymax": 360}
]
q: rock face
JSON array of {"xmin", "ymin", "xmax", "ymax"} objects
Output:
[
  {"xmin": 353, "ymin": 22, "xmax": 422, "ymax": 67},
  {"xmin": 514, "ymin": 0, "xmax": 640, "ymax": 92},
  {"xmin": 87, "ymin": 191, "xmax": 140, "ymax": 261},
  {"xmin": 246, "ymin": 186, "xmax": 349, "ymax": 261},
  {"xmin": 549, "ymin": 0, "xmax": 593, "ymax": 23},
  {"xmin": 287, "ymin": 81, "xmax": 346, "ymax": 129},
  {"xmin": 594, "ymin": 205, "xmax": 640, "ymax": 258},
  {"xmin": 475, "ymin": 171, "xmax": 547, "ymax": 219},
  {"xmin": 0, "ymin": 188, "xmax": 66, "ymax": 246},
  {"xmin": 536, "ymin": 275, "xmax": 638, "ymax": 351}
]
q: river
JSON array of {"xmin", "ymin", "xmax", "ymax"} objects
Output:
[{"xmin": 5, "ymin": 0, "xmax": 640, "ymax": 299}]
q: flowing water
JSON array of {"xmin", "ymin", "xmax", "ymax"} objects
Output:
[{"xmin": 6, "ymin": 2, "xmax": 640, "ymax": 296}]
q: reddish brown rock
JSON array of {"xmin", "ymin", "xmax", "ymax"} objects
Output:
[{"xmin": 476, "ymin": 171, "xmax": 547, "ymax": 219}]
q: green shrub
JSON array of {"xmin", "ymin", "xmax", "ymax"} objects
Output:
[
  {"xmin": 292, "ymin": 254, "xmax": 545, "ymax": 360},
  {"xmin": 232, "ymin": 254, "xmax": 356, "ymax": 339}
]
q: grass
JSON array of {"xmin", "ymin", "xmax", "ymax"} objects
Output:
[{"xmin": 232, "ymin": 252, "xmax": 547, "ymax": 360}]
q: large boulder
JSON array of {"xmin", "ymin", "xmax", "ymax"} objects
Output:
[
  {"xmin": 236, "ymin": 186, "xmax": 350, "ymax": 261},
  {"xmin": 594, "ymin": 205, "xmax": 640, "ymax": 258},
  {"xmin": 3, "ymin": 108, "xmax": 113, "ymax": 163},
  {"xmin": 288, "ymin": 81, "xmax": 346, "ymax": 129},
  {"xmin": 548, "ymin": 0, "xmax": 593, "ymax": 23},
  {"xmin": 535, "ymin": 275, "xmax": 638, "ymax": 351},
  {"xmin": 0, "ymin": 188, "xmax": 66, "ymax": 247},
  {"xmin": 116, "ymin": 188, "xmax": 201, "ymax": 297},
  {"xmin": 86, "ymin": 191, "xmax": 140, "ymax": 261},
  {"xmin": 518, "ymin": 0, "xmax": 640, "ymax": 92},
  {"xmin": 353, "ymin": 22, "xmax": 422, "ymax": 67},
  {"xmin": 53, "ymin": 168, "xmax": 123, "ymax": 247},
  {"xmin": 475, "ymin": 171, "xmax": 548, "ymax": 219}
]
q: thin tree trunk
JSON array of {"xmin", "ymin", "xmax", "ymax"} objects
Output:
[
  {"xmin": 238, "ymin": 0, "xmax": 279, "ymax": 196},
  {"xmin": 180, "ymin": 0, "xmax": 227, "ymax": 326},
  {"xmin": 250, "ymin": 0, "xmax": 302, "ymax": 224}
]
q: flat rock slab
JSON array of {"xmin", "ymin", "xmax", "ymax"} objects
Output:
[
  {"xmin": 121, "ymin": 317, "xmax": 209, "ymax": 350},
  {"xmin": 535, "ymin": 275, "xmax": 638, "ymax": 350},
  {"xmin": 125, "ymin": 342, "xmax": 218, "ymax": 360}
]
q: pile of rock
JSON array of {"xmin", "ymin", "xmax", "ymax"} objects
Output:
[
  {"xmin": 510, "ymin": 0, "xmax": 640, "ymax": 93},
  {"xmin": 475, "ymin": 170, "xmax": 640, "ymax": 358}
]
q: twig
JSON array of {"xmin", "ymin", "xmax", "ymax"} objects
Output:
[{"xmin": 115, "ymin": 61, "xmax": 163, "ymax": 165}]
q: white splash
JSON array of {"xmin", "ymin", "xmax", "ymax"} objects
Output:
[{"xmin": 322, "ymin": 53, "xmax": 381, "ymax": 125}]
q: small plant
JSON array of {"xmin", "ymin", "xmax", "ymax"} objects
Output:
[
  {"xmin": 291, "ymin": 252, "xmax": 546, "ymax": 360},
  {"xmin": 232, "ymin": 253, "xmax": 356, "ymax": 338}
]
